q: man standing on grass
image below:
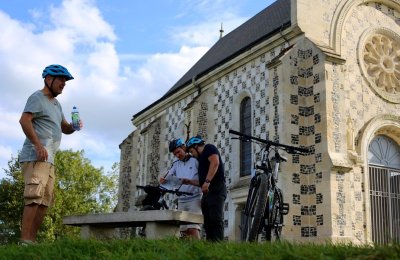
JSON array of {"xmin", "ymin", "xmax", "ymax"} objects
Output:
[
  {"xmin": 19, "ymin": 64, "xmax": 81, "ymax": 245},
  {"xmin": 186, "ymin": 135, "xmax": 227, "ymax": 241},
  {"xmin": 160, "ymin": 138, "xmax": 202, "ymax": 239}
]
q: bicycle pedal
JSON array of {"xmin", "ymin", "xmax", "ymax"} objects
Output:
[{"xmin": 280, "ymin": 203, "xmax": 289, "ymax": 215}]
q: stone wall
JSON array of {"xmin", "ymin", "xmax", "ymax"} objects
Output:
[
  {"xmin": 278, "ymin": 36, "xmax": 327, "ymax": 241},
  {"xmin": 326, "ymin": 1, "xmax": 400, "ymax": 243}
]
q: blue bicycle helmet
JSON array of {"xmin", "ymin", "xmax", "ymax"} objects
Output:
[
  {"xmin": 42, "ymin": 64, "xmax": 74, "ymax": 80},
  {"xmin": 169, "ymin": 138, "xmax": 185, "ymax": 152},
  {"xmin": 186, "ymin": 136, "xmax": 205, "ymax": 149}
]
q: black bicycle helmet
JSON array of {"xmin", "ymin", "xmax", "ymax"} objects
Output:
[
  {"xmin": 42, "ymin": 64, "xmax": 74, "ymax": 80},
  {"xmin": 169, "ymin": 138, "xmax": 185, "ymax": 152}
]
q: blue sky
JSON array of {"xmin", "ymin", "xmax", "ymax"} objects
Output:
[{"xmin": 0, "ymin": 0, "xmax": 275, "ymax": 179}]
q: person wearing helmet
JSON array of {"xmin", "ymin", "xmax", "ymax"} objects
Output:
[
  {"xmin": 160, "ymin": 138, "xmax": 202, "ymax": 239},
  {"xmin": 186, "ymin": 135, "xmax": 227, "ymax": 242},
  {"xmin": 18, "ymin": 64, "xmax": 81, "ymax": 245}
]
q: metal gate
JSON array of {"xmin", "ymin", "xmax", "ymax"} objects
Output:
[
  {"xmin": 369, "ymin": 166, "xmax": 400, "ymax": 244},
  {"xmin": 368, "ymin": 135, "xmax": 400, "ymax": 244}
]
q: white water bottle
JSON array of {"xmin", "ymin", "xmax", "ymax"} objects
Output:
[{"xmin": 71, "ymin": 106, "xmax": 81, "ymax": 131}]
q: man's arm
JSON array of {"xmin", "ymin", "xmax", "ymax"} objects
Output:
[
  {"xmin": 201, "ymin": 154, "xmax": 219, "ymax": 193},
  {"xmin": 160, "ymin": 162, "xmax": 176, "ymax": 184},
  {"xmin": 182, "ymin": 178, "xmax": 200, "ymax": 186},
  {"xmin": 206, "ymin": 154, "xmax": 219, "ymax": 181},
  {"xmin": 19, "ymin": 112, "xmax": 48, "ymax": 161},
  {"xmin": 61, "ymin": 118, "xmax": 75, "ymax": 134}
]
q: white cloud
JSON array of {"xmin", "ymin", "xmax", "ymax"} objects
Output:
[
  {"xmin": 127, "ymin": 45, "xmax": 208, "ymax": 93},
  {"xmin": 0, "ymin": 108, "xmax": 24, "ymax": 178},
  {"xmin": 0, "ymin": 109, "xmax": 23, "ymax": 140},
  {"xmin": 0, "ymin": 146, "xmax": 14, "ymax": 170},
  {"xmin": 50, "ymin": 0, "xmax": 116, "ymax": 43}
]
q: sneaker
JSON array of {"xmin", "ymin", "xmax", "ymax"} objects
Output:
[{"xmin": 18, "ymin": 239, "xmax": 36, "ymax": 246}]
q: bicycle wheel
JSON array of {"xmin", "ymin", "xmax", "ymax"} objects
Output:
[
  {"xmin": 240, "ymin": 182, "xmax": 257, "ymax": 241},
  {"xmin": 241, "ymin": 173, "xmax": 268, "ymax": 242},
  {"xmin": 265, "ymin": 188, "xmax": 284, "ymax": 241}
]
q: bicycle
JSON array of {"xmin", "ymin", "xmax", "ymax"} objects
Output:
[
  {"xmin": 136, "ymin": 184, "xmax": 193, "ymax": 237},
  {"xmin": 229, "ymin": 129, "xmax": 309, "ymax": 242},
  {"xmin": 136, "ymin": 184, "xmax": 193, "ymax": 210}
]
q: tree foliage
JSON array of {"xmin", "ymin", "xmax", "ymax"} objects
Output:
[
  {"xmin": 0, "ymin": 156, "xmax": 24, "ymax": 244},
  {"xmin": 0, "ymin": 150, "xmax": 118, "ymax": 244}
]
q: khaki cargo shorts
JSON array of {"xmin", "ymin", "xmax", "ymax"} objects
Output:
[
  {"xmin": 22, "ymin": 161, "xmax": 55, "ymax": 207},
  {"xmin": 178, "ymin": 199, "xmax": 202, "ymax": 231}
]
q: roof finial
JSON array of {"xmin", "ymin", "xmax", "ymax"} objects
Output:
[{"xmin": 219, "ymin": 22, "xmax": 224, "ymax": 39}]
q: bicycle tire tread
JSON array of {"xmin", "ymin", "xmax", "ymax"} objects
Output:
[{"xmin": 248, "ymin": 173, "xmax": 268, "ymax": 241}]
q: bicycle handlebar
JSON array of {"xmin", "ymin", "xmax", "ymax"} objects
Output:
[
  {"xmin": 229, "ymin": 129, "xmax": 309, "ymax": 154},
  {"xmin": 136, "ymin": 185, "xmax": 193, "ymax": 196}
]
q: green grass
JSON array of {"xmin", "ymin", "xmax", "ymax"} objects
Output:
[{"xmin": 0, "ymin": 238, "xmax": 399, "ymax": 260}]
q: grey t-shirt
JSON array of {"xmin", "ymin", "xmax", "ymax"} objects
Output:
[{"xmin": 19, "ymin": 90, "xmax": 65, "ymax": 164}]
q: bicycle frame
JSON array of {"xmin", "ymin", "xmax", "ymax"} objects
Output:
[{"xmin": 257, "ymin": 145, "xmax": 285, "ymax": 185}]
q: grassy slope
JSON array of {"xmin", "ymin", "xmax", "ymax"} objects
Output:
[{"xmin": 0, "ymin": 238, "xmax": 399, "ymax": 260}]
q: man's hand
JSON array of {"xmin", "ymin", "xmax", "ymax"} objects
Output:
[
  {"xmin": 201, "ymin": 182, "xmax": 210, "ymax": 193},
  {"xmin": 159, "ymin": 177, "xmax": 167, "ymax": 184},
  {"xmin": 62, "ymin": 118, "xmax": 82, "ymax": 134},
  {"xmin": 72, "ymin": 119, "xmax": 84, "ymax": 131},
  {"xmin": 35, "ymin": 144, "xmax": 48, "ymax": 161}
]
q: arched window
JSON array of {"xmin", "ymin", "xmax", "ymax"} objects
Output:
[
  {"xmin": 368, "ymin": 135, "xmax": 400, "ymax": 168},
  {"xmin": 368, "ymin": 135, "xmax": 400, "ymax": 244},
  {"xmin": 240, "ymin": 97, "xmax": 252, "ymax": 177}
]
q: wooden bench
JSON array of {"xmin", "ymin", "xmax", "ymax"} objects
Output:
[{"xmin": 63, "ymin": 210, "xmax": 203, "ymax": 239}]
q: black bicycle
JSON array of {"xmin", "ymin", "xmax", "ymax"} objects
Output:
[
  {"xmin": 136, "ymin": 185, "xmax": 193, "ymax": 237},
  {"xmin": 229, "ymin": 129, "xmax": 308, "ymax": 242},
  {"xmin": 136, "ymin": 185, "xmax": 192, "ymax": 210}
]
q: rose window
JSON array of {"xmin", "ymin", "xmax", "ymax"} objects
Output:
[{"xmin": 361, "ymin": 31, "xmax": 400, "ymax": 103}]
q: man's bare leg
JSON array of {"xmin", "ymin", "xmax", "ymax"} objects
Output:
[
  {"xmin": 21, "ymin": 204, "xmax": 48, "ymax": 241},
  {"xmin": 185, "ymin": 228, "xmax": 201, "ymax": 239},
  {"xmin": 21, "ymin": 204, "xmax": 39, "ymax": 241},
  {"xmin": 30, "ymin": 205, "xmax": 48, "ymax": 240}
]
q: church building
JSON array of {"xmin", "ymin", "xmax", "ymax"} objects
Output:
[{"xmin": 117, "ymin": 0, "xmax": 400, "ymax": 244}]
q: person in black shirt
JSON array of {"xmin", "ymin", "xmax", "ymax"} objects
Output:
[{"xmin": 186, "ymin": 136, "xmax": 227, "ymax": 241}]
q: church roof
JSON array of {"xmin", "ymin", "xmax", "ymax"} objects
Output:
[{"xmin": 133, "ymin": 0, "xmax": 290, "ymax": 119}]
